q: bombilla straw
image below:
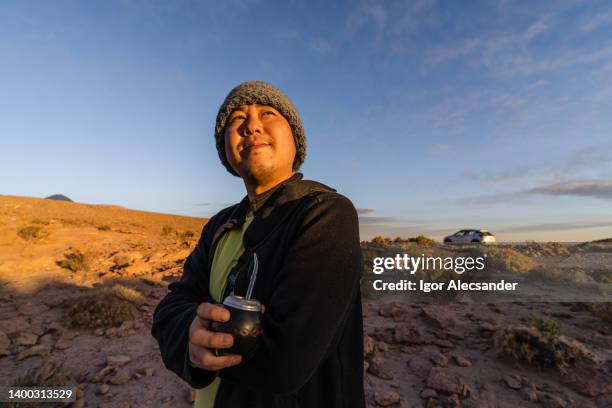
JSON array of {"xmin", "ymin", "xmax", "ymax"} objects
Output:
[{"xmin": 245, "ymin": 252, "xmax": 258, "ymax": 300}]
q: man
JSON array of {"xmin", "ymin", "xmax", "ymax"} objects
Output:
[{"xmin": 151, "ymin": 80, "xmax": 365, "ymax": 407}]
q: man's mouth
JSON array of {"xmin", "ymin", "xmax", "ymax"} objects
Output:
[{"xmin": 245, "ymin": 143, "xmax": 270, "ymax": 150}]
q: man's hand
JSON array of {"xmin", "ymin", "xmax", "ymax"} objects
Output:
[{"xmin": 188, "ymin": 303, "xmax": 242, "ymax": 371}]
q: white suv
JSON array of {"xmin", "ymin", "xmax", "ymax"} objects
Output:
[{"xmin": 444, "ymin": 229, "xmax": 496, "ymax": 244}]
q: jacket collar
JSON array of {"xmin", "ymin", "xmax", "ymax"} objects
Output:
[{"xmin": 223, "ymin": 172, "xmax": 336, "ymax": 249}]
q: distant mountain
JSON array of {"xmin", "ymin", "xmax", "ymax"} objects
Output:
[{"xmin": 45, "ymin": 194, "xmax": 73, "ymax": 202}]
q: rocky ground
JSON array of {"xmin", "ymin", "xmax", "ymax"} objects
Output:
[{"xmin": 0, "ymin": 195, "xmax": 610, "ymax": 407}]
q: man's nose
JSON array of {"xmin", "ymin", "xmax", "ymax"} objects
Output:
[{"xmin": 242, "ymin": 113, "xmax": 263, "ymax": 136}]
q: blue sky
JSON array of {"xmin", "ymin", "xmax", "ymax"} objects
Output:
[{"xmin": 1, "ymin": 0, "xmax": 611, "ymax": 242}]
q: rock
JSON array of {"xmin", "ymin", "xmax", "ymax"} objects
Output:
[
  {"xmin": 374, "ymin": 390, "xmax": 401, "ymax": 406},
  {"xmin": 539, "ymin": 393, "xmax": 567, "ymax": 408},
  {"xmin": 17, "ymin": 302, "xmax": 49, "ymax": 316},
  {"xmin": 0, "ymin": 330, "xmax": 11, "ymax": 348},
  {"xmin": 367, "ymin": 357, "xmax": 394, "ymax": 380},
  {"xmin": 420, "ymin": 388, "xmax": 437, "ymax": 399},
  {"xmin": 75, "ymin": 387, "xmax": 85, "ymax": 399},
  {"xmin": 429, "ymin": 353, "xmax": 448, "ymax": 367},
  {"xmin": 364, "ymin": 335, "xmax": 376, "ymax": 357},
  {"xmin": 143, "ymin": 367, "xmax": 155, "ymax": 377},
  {"xmin": 187, "ymin": 389, "xmax": 196, "ymax": 403},
  {"xmin": 399, "ymin": 345, "xmax": 420, "ymax": 354},
  {"xmin": 564, "ymin": 365, "xmax": 612, "ymax": 397},
  {"xmin": 422, "ymin": 307, "xmax": 455, "ymax": 329},
  {"xmin": 521, "ymin": 383, "xmax": 538, "ymax": 402},
  {"xmin": 45, "ymin": 322, "xmax": 63, "ymax": 334},
  {"xmin": 502, "ymin": 374, "xmax": 522, "ymax": 390},
  {"xmin": 133, "ymin": 372, "xmax": 143, "ymax": 380},
  {"xmin": 378, "ymin": 341, "xmax": 390, "ymax": 352},
  {"xmin": 441, "ymin": 394, "xmax": 461, "ymax": 408},
  {"xmin": 72, "ymin": 399, "xmax": 85, "ymax": 408},
  {"xmin": 92, "ymin": 366, "xmax": 114, "ymax": 383},
  {"xmin": 0, "ymin": 317, "xmax": 30, "ymax": 334},
  {"xmin": 133, "ymin": 321, "xmax": 144, "ymax": 329},
  {"xmin": 94, "ymin": 328, "xmax": 105, "ymax": 336},
  {"xmin": 54, "ymin": 335, "xmax": 72, "ymax": 350},
  {"xmin": 394, "ymin": 325, "xmax": 431, "ymax": 345},
  {"xmin": 425, "ymin": 368, "xmax": 464, "ymax": 395},
  {"xmin": 453, "ymin": 355, "xmax": 471, "ymax": 367},
  {"xmin": 106, "ymin": 355, "xmax": 132, "ymax": 367},
  {"xmin": 109, "ymin": 368, "xmax": 131, "ymax": 385},
  {"xmin": 96, "ymin": 383, "xmax": 110, "ymax": 395},
  {"xmin": 0, "ymin": 349, "xmax": 10, "ymax": 358},
  {"xmin": 379, "ymin": 303, "xmax": 403, "ymax": 318},
  {"xmin": 38, "ymin": 333, "xmax": 54, "ymax": 346},
  {"xmin": 433, "ymin": 339, "xmax": 455, "ymax": 349},
  {"xmin": 16, "ymin": 344, "xmax": 50, "ymax": 361}
]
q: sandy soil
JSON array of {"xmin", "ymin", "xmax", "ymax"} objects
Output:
[{"xmin": 0, "ymin": 195, "xmax": 610, "ymax": 408}]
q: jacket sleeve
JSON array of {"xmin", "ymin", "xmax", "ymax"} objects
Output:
[
  {"xmin": 218, "ymin": 194, "xmax": 363, "ymax": 395},
  {"xmin": 150, "ymin": 219, "xmax": 220, "ymax": 389}
]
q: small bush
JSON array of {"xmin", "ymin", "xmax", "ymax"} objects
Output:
[
  {"xmin": 372, "ymin": 236, "xmax": 390, "ymax": 245},
  {"xmin": 17, "ymin": 226, "xmax": 46, "ymax": 241},
  {"xmin": 582, "ymin": 302, "xmax": 612, "ymax": 323},
  {"xmin": 589, "ymin": 268, "xmax": 612, "ymax": 284},
  {"xmin": 64, "ymin": 293, "xmax": 139, "ymax": 329},
  {"xmin": 527, "ymin": 266, "xmax": 594, "ymax": 284},
  {"xmin": 9, "ymin": 360, "xmax": 68, "ymax": 407},
  {"xmin": 532, "ymin": 315, "xmax": 561, "ymax": 335},
  {"xmin": 105, "ymin": 284, "xmax": 145, "ymax": 305},
  {"xmin": 161, "ymin": 225, "xmax": 174, "ymax": 236},
  {"xmin": 177, "ymin": 230, "xmax": 195, "ymax": 240},
  {"xmin": 56, "ymin": 251, "xmax": 90, "ymax": 272},
  {"xmin": 470, "ymin": 246, "xmax": 536, "ymax": 274},
  {"xmin": 495, "ymin": 325, "xmax": 592, "ymax": 373},
  {"xmin": 97, "ymin": 225, "xmax": 111, "ymax": 231},
  {"xmin": 408, "ymin": 235, "xmax": 437, "ymax": 246}
]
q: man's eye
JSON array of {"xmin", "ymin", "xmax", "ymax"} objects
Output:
[
  {"xmin": 262, "ymin": 111, "xmax": 275, "ymax": 117},
  {"xmin": 230, "ymin": 115, "xmax": 245, "ymax": 123}
]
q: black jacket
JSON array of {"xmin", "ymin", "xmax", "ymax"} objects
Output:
[{"xmin": 151, "ymin": 173, "xmax": 366, "ymax": 408}]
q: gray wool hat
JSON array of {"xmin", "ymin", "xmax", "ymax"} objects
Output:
[{"xmin": 214, "ymin": 80, "xmax": 307, "ymax": 177}]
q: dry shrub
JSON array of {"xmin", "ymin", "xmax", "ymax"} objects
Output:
[
  {"xmin": 527, "ymin": 265, "xmax": 594, "ymax": 284},
  {"xmin": 161, "ymin": 225, "xmax": 174, "ymax": 236},
  {"xmin": 577, "ymin": 237, "xmax": 612, "ymax": 252},
  {"xmin": 589, "ymin": 268, "xmax": 612, "ymax": 284},
  {"xmin": 64, "ymin": 291, "xmax": 139, "ymax": 329},
  {"xmin": 56, "ymin": 250, "xmax": 90, "ymax": 272},
  {"xmin": 371, "ymin": 236, "xmax": 390, "ymax": 245},
  {"xmin": 104, "ymin": 284, "xmax": 145, "ymax": 306},
  {"xmin": 581, "ymin": 302, "xmax": 612, "ymax": 323},
  {"xmin": 17, "ymin": 225, "xmax": 46, "ymax": 241},
  {"xmin": 470, "ymin": 246, "xmax": 536, "ymax": 274},
  {"xmin": 495, "ymin": 325, "xmax": 592, "ymax": 373},
  {"xmin": 9, "ymin": 359, "xmax": 68, "ymax": 407},
  {"xmin": 532, "ymin": 315, "xmax": 561, "ymax": 335},
  {"xmin": 408, "ymin": 235, "xmax": 437, "ymax": 245},
  {"xmin": 97, "ymin": 225, "xmax": 111, "ymax": 231},
  {"xmin": 177, "ymin": 230, "xmax": 195, "ymax": 240}
]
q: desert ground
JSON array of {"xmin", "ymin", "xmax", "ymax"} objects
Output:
[{"xmin": 0, "ymin": 195, "xmax": 610, "ymax": 408}]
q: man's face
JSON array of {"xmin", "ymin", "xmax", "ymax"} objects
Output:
[{"xmin": 224, "ymin": 104, "xmax": 296, "ymax": 180}]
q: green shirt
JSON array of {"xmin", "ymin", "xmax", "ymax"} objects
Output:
[{"xmin": 194, "ymin": 214, "xmax": 254, "ymax": 408}]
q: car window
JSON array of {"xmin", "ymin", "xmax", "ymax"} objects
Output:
[{"xmin": 454, "ymin": 231, "xmax": 465, "ymax": 236}]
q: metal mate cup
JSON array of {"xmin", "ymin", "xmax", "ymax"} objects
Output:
[{"xmin": 210, "ymin": 295, "xmax": 263, "ymax": 355}]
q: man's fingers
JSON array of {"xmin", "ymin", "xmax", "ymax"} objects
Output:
[
  {"xmin": 261, "ymin": 304, "xmax": 266, "ymax": 314},
  {"xmin": 201, "ymin": 349, "xmax": 242, "ymax": 370},
  {"xmin": 197, "ymin": 303, "xmax": 230, "ymax": 323},
  {"xmin": 191, "ymin": 327, "xmax": 234, "ymax": 349}
]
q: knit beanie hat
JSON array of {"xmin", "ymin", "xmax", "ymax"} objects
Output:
[{"xmin": 215, "ymin": 80, "xmax": 307, "ymax": 177}]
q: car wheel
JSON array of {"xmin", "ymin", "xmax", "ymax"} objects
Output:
[
  {"xmin": 471, "ymin": 239, "xmax": 480, "ymax": 243},
  {"xmin": 444, "ymin": 239, "xmax": 452, "ymax": 243}
]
